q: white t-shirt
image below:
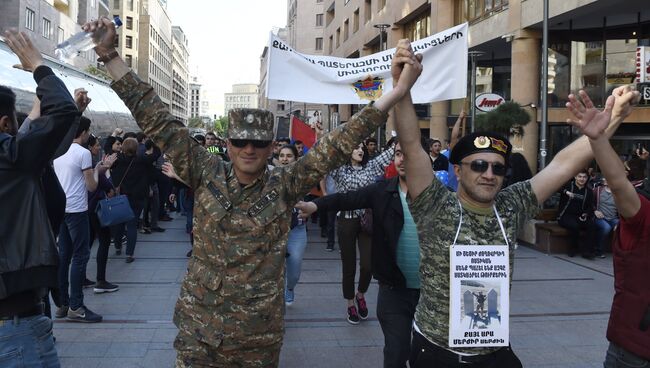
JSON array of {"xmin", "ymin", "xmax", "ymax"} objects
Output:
[{"xmin": 54, "ymin": 142, "xmax": 92, "ymax": 213}]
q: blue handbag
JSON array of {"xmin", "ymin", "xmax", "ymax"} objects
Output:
[
  {"xmin": 96, "ymin": 158, "xmax": 135, "ymax": 227},
  {"xmin": 96, "ymin": 194, "xmax": 135, "ymax": 227}
]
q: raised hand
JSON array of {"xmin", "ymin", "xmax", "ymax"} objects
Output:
[
  {"xmin": 81, "ymin": 17, "xmax": 117, "ymax": 56},
  {"xmin": 102, "ymin": 153, "xmax": 117, "ymax": 168},
  {"xmin": 74, "ymin": 88, "xmax": 92, "ymax": 112},
  {"xmin": 294, "ymin": 201, "xmax": 317, "ymax": 220},
  {"xmin": 3, "ymin": 29, "xmax": 43, "ymax": 72},
  {"xmin": 162, "ymin": 162, "xmax": 181, "ymax": 181},
  {"xmin": 391, "ymin": 39, "xmax": 421, "ymax": 87},
  {"xmin": 610, "ymin": 85, "xmax": 640, "ymax": 123},
  {"xmin": 565, "ymin": 90, "xmax": 614, "ymax": 140}
]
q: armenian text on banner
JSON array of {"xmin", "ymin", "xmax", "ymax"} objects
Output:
[{"xmin": 266, "ymin": 23, "xmax": 468, "ymax": 104}]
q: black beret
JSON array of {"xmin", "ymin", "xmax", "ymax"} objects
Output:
[{"xmin": 449, "ymin": 131, "xmax": 512, "ymax": 165}]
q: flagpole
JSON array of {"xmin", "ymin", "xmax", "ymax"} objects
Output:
[{"xmin": 289, "ymin": 101, "xmax": 293, "ymax": 141}]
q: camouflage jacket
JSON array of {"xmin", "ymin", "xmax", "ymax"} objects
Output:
[
  {"xmin": 111, "ymin": 71, "xmax": 387, "ymax": 348},
  {"xmin": 408, "ymin": 178, "xmax": 539, "ymax": 355}
]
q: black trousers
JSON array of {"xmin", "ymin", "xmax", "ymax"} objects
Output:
[
  {"xmin": 337, "ymin": 217, "xmax": 372, "ymax": 300},
  {"xmin": 377, "ymin": 285, "xmax": 420, "ymax": 368},
  {"xmin": 326, "ymin": 210, "xmax": 337, "ymax": 247},
  {"xmin": 88, "ymin": 210, "xmax": 111, "ymax": 281},
  {"xmin": 558, "ymin": 214, "xmax": 593, "ymax": 256},
  {"xmin": 409, "ymin": 331, "xmax": 522, "ymax": 368}
]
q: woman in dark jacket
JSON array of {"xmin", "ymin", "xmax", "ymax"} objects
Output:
[{"xmin": 110, "ymin": 137, "xmax": 157, "ymax": 263}]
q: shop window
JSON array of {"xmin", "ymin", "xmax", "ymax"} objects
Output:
[
  {"xmin": 605, "ymin": 39, "xmax": 636, "ymax": 95},
  {"xmin": 403, "ymin": 11, "xmax": 430, "ymax": 41},
  {"xmin": 570, "ymin": 41, "xmax": 604, "ymax": 107}
]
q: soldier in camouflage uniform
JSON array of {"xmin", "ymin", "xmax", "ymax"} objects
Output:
[
  {"xmin": 391, "ymin": 39, "xmax": 635, "ymax": 367},
  {"xmin": 84, "ymin": 17, "xmax": 423, "ymax": 367}
]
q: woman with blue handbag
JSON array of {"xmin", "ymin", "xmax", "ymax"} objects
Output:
[
  {"xmin": 85, "ymin": 135, "xmax": 120, "ymax": 292},
  {"xmin": 110, "ymin": 137, "xmax": 158, "ymax": 263}
]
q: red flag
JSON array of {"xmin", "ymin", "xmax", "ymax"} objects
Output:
[{"xmin": 290, "ymin": 116, "xmax": 316, "ymax": 148}]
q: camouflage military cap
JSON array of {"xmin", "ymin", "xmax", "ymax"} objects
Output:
[{"xmin": 227, "ymin": 108, "xmax": 275, "ymax": 141}]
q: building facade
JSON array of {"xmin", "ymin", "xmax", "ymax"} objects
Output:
[
  {"xmin": 0, "ymin": 0, "xmax": 106, "ymax": 69},
  {"xmin": 319, "ymin": 0, "xmax": 650, "ymax": 173},
  {"xmin": 171, "ymin": 26, "xmax": 190, "ymax": 124},
  {"xmin": 224, "ymin": 84, "xmax": 259, "ymax": 116},
  {"xmin": 108, "ymin": 0, "xmax": 141, "ymax": 72},
  {"xmin": 136, "ymin": 0, "xmax": 172, "ymax": 107},
  {"xmin": 189, "ymin": 77, "xmax": 201, "ymax": 118}
]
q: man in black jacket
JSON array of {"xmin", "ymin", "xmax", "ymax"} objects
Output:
[
  {"xmin": 296, "ymin": 138, "xmax": 430, "ymax": 368},
  {"xmin": 0, "ymin": 30, "xmax": 80, "ymax": 365}
]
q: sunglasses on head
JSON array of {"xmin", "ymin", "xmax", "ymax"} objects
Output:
[
  {"xmin": 460, "ymin": 159, "xmax": 507, "ymax": 176},
  {"xmin": 230, "ymin": 139, "xmax": 272, "ymax": 149}
]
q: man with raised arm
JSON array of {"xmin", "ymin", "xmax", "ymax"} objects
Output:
[
  {"xmin": 0, "ymin": 29, "xmax": 81, "ymax": 366},
  {"xmin": 391, "ymin": 39, "xmax": 639, "ymax": 367},
  {"xmin": 566, "ymin": 88, "xmax": 648, "ymax": 368},
  {"xmin": 83, "ymin": 17, "xmax": 422, "ymax": 367}
]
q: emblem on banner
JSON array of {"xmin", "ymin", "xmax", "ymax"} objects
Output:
[{"xmin": 351, "ymin": 76, "xmax": 384, "ymax": 101}]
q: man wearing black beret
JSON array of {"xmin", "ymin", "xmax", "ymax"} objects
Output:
[{"xmin": 390, "ymin": 38, "xmax": 639, "ymax": 367}]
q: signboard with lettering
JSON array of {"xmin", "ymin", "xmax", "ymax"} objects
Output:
[
  {"xmin": 475, "ymin": 93, "xmax": 506, "ymax": 112},
  {"xmin": 636, "ymin": 47, "xmax": 650, "ymax": 83},
  {"xmin": 643, "ymin": 86, "xmax": 650, "ymax": 101}
]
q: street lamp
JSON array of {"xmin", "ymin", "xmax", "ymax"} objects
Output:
[
  {"xmin": 374, "ymin": 23, "xmax": 390, "ymax": 144},
  {"xmin": 539, "ymin": 0, "xmax": 549, "ymax": 170},
  {"xmin": 468, "ymin": 51, "xmax": 485, "ymax": 133}
]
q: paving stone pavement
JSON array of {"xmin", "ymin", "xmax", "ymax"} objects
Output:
[{"xmin": 53, "ymin": 215, "xmax": 614, "ymax": 367}]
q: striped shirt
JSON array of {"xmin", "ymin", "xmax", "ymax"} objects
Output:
[{"xmin": 329, "ymin": 146, "xmax": 394, "ymax": 217}]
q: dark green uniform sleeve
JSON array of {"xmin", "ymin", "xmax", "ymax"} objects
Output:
[
  {"xmin": 280, "ymin": 104, "xmax": 388, "ymax": 204},
  {"xmin": 111, "ymin": 71, "xmax": 218, "ymax": 189}
]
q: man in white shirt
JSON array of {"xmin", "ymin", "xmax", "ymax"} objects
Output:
[{"xmin": 54, "ymin": 116, "xmax": 107, "ymax": 323}]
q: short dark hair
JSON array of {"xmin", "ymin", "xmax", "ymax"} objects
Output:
[
  {"xmin": 75, "ymin": 116, "xmax": 91, "ymax": 138},
  {"xmin": 123, "ymin": 132, "xmax": 138, "ymax": 139},
  {"xmin": 277, "ymin": 137, "xmax": 291, "ymax": 145},
  {"xmin": 144, "ymin": 138, "xmax": 154, "ymax": 150},
  {"xmin": 136, "ymin": 132, "xmax": 147, "ymax": 143},
  {"xmin": 0, "ymin": 86, "xmax": 16, "ymax": 126},
  {"xmin": 206, "ymin": 132, "xmax": 217, "ymax": 139},
  {"xmin": 86, "ymin": 134, "xmax": 98, "ymax": 148},
  {"xmin": 431, "ymin": 139, "xmax": 441, "ymax": 146},
  {"xmin": 279, "ymin": 144, "xmax": 299, "ymax": 158},
  {"xmin": 294, "ymin": 140, "xmax": 303, "ymax": 145},
  {"xmin": 365, "ymin": 137, "xmax": 377, "ymax": 144}
]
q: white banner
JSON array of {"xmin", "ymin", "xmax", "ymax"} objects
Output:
[{"xmin": 266, "ymin": 23, "xmax": 468, "ymax": 104}]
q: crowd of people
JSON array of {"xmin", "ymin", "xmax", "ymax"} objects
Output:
[{"xmin": 1, "ymin": 17, "xmax": 649, "ymax": 368}]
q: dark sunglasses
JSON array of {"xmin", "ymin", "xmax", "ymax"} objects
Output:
[
  {"xmin": 230, "ymin": 139, "xmax": 272, "ymax": 149},
  {"xmin": 461, "ymin": 159, "xmax": 507, "ymax": 176}
]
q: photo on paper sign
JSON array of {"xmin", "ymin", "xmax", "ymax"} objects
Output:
[{"xmin": 460, "ymin": 280, "xmax": 502, "ymax": 330}]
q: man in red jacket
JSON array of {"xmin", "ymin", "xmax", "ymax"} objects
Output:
[{"xmin": 566, "ymin": 87, "xmax": 648, "ymax": 367}]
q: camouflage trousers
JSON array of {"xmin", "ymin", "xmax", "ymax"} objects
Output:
[{"xmin": 174, "ymin": 330, "xmax": 282, "ymax": 368}]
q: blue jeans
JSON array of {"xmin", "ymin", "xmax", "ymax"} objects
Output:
[
  {"xmin": 58, "ymin": 212, "xmax": 90, "ymax": 309},
  {"xmin": 594, "ymin": 218, "xmax": 619, "ymax": 255},
  {"xmin": 0, "ymin": 315, "xmax": 60, "ymax": 367},
  {"xmin": 285, "ymin": 224, "xmax": 307, "ymax": 291},
  {"xmin": 604, "ymin": 342, "xmax": 649, "ymax": 368}
]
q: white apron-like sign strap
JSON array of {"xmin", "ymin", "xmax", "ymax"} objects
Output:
[
  {"xmin": 266, "ymin": 23, "xmax": 468, "ymax": 104},
  {"xmin": 448, "ymin": 204, "xmax": 510, "ymax": 348}
]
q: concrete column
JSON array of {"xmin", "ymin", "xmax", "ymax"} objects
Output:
[
  {"xmin": 428, "ymin": 0, "xmax": 455, "ymax": 142},
  {"xmin": 429, "ymin": 102, "xmax": 449, "ymax": 140},
  {"xmin": 510, "ymin": 30, "xmax": 541, "ymax": 173}
]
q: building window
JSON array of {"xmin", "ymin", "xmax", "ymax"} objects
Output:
[
  {"xmin": 125, "ymin": 54, "xmax": 132, "ymax": 67},
  {"xmin": 353, "ymin": 9, "xmax": 359, "ymax": 33},
  {"xmin": 57, "ymin": 27, "xmax": 64, "ymax": 44},
  {"xmin": 343, "ymin": 19, "xmax": 349, "ymax": 41},
  {"xmin": 336, "ymin": 28, "xmax": 340, "ymax": 48},
  {"xmin": 462, "ymin": 0, "xmax": 509, "ymax": 22},
  {"xmin": 42, "ymin": 18, "xmax": 51, "ymax": 39},
  {"xmin": 364, "ymin": 0, "xmax": 371, "ymax": 24},
  {"xmin": 316, "ymin": 13, "xmax": 323, "ymax": 27},
  {"xmin": 126, "ymin": 16, "xmax": 133, "ymax": 30},
  {"xmin": 114, "ymin": 36, "xmax": 119, "ymax": 47},
  {"xmin": 127, "ymin": 0, "xmax": 133, "ymax": 11},
  {"xmin": 315, "ymin": 37, "xmax": 323, "ymax": 50},
  {"xmin": 25, "ymin": 8, "xmax": 35, "ymax": 31},
  {"xmin": 329, "ymin": 35, "xmax": 333, "ymax": 53},
  {"xmin": 378, "ymin": 0, "xmax": 385, "ymax": 10},
  {"xmin": 113, "ymin": 0, "xmax": 119, "ymax": 9},
  {"xmin": 126, "ymin": 35, "xmax": 133, "ymax": 48},
  {"xmin": 403, "ymin": 11, "xmax": 430, "ymax": 41}
]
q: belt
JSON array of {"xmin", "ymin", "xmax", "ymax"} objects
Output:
[
  {"xmin": 413, "ymin": 330, "xmax": 502, "ymax": 364},
  {"xmin": 0, "ymin": 304, "xmax": 44, "ymax": 321}
]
